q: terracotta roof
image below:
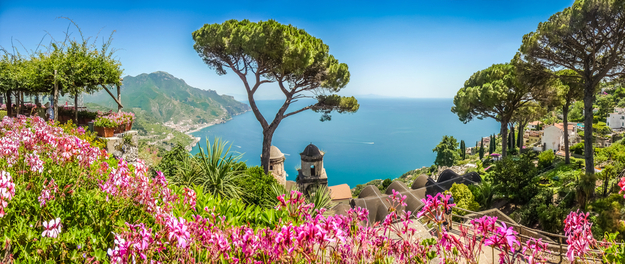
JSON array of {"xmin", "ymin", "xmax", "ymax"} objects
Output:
[
  {"xmin": 328, "ymin": 184, "xmax": 352, "ymax": 200},
  {"xmin": 529, "ymin": 121, "xmax": 543, "ymax": 126},
  {"xmin": 552, "ymin": 123, "xmax": 575, "ymax": 132}
]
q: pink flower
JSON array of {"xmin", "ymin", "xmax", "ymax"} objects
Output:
[
  {"xmin": 183, "ymin": 187, "xmax": 196, "ymax": 209},
  {"xmin": 166, "ymin": 217, "xmax": 191, "ymax": 248},
  {"xmin": 564, "ymin": 210, "xmax": 596, "ymax": 261},
  {"xmin": 42, "ymin": 218, "xmax": 62, "ymax": 238},
  {"xmin": 0, "ymin": 171, "xmax": 15, "ymax": 217}
]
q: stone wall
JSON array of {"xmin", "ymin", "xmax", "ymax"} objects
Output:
[{"xmin": 102, "ymin": 130, "xmax": 139, "ymax": 164}]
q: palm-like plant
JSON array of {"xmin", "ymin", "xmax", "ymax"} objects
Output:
[
  {"xmin": 170, "ymin": 138, "xmax": 245, "ymax": 200},
  {"xmin": 195, "ymin": 138, "xmax": 245, "ymax": 200},
  {"xmin": 170, "ymin": 155, "xmax": 202, "ymax": 187}
]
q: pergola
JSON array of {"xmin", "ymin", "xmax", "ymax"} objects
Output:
[{"xmin": 0, "ymin": 37, "xmax": 124, "ymax": 121}]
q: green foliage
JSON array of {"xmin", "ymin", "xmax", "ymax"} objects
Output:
[
  {"xmin": 596, "ymin": 95, "xmax": 616, "ymax": 121},
  {"xmin": 571, "ymin": 141, "xmax": 585, "ymax": 155},
  {"xmin": 0, "ymin": 20, "xmax": 123, "ymax": 101},
  {"xmin": 382, "ymin": 178, "xmax": 392, "ymax": 190},
  {"xmin": 538, "ymin": 151, "xmax": 555, "ymax": 169},
  {"xmin": 520, "ymin": 0, "xmax": 625, "ymax": 176},
  {"xmin": 432, "ymin": 135, "xmax": 459, "ymax": 167},
  {"xmin": 192, "ymin": 184, "xmax": 291, "ymax": 229},
  {"xmin": 166, "ymin": 138, "xmax": 244, "ymax": 200},
  {"xmin": 236, "ymin": 166, "xmax": 282, "ymax": 208},
  {"xmin": 192, "ymin": 19, "xmax": 358, "ymax": 171},
  {"xmin": 470, "ymin": 180, "xmax": 494, "ymax": 209},
  {"xmin": 589, "ymin": 194, "xmax": 625, "ymax": 240},
  {"xmin": 452, "ymin": 62, "xmax": 551, "ymax": 157},
  {"xmin": 460, "ymin": 140, "xmax": 466, "ymax": 160},
  {"xmin": 603, "ymin": 232, "xmax": 625, "ymax": 263},
  {"xmin": 306, "ymin": 185, "xmax": 334, "ymax": 213},
  {"xmin": 577, "ymin": 173, "xmax": 598, "ymax": 209},
  {"xmin": 594, "ymin": 121, "xmax": 612, "ymax": 136},
  {"xmin": 488, "ymin": 154, "xmax": 539, "ymax": 204},
  {"xmin": 154, "ymin": 144, "xmax": 189, "ymax": 179},
  {"xmin": 450, "ymin": 183, "xmax": 480, "ymax": 215},
  {"xmin": 0, "ymin": 110, "xmax": 6, "ymax": 119},
  {"xmin": 569, "ymin": 101, "xmax": 584, "ymax": 122},
  {"xmin": 93, "ymin": 116, "xmax": 117, "ymax": 128}
]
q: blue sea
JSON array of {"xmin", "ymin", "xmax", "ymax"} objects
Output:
[{"xmin": 191, "ymin": 98, "xmax": 500, "ymax": 187}]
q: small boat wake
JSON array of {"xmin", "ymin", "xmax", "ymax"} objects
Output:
[{"xmin": 362, "ymin": 142, "xmax": 374, "ymax": 145}]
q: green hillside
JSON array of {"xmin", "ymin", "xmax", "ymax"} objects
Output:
[{"xmin": 83, "ymin": 71, "xmax": 249, "ymax": 124}]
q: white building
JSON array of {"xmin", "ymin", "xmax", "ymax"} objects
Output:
[
  {"xmin": 607, "ymin": 108, "xmax": 625, "ymax": 130},
  {"xmin": 528, "ymin": 121, "xmax": 543, "ymax": 130},
  {"xmin": 541, "ymin": 123, "xmax": 578, "ymax": 151}
]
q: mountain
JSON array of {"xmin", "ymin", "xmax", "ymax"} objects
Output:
[{"xmin": 84, "ymin": 71, "xmax": 250, "ymax": 124}]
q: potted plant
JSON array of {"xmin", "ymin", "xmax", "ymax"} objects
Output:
[
  {"xmin": 94, "ymin": 116, "xmax": 117, "ymax": 137},
  {"xmin": 114, "ymin": 112, "xmax": 123, "ymax": 133},
  {"xmin": 122, "ymin": 112, "xmax": 135, "ymax": 131}
]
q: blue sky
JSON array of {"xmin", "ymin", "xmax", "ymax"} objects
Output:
[{"xmin": 0, "ymin": 0, "xmax": 574, "ymax": 100}]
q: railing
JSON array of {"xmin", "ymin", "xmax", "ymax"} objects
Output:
[{"xmin": 417, "ymin": 206, "xmax": 610, "ymax": 263}]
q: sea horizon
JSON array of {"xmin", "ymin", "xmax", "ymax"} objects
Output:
[{"xmin": 191, "ymin": 98, "xmax": 501, "ymax": 188}]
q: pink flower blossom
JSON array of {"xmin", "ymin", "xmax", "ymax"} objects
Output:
[
  {"xmin": 25, "ymin": 152, "xmax": 44, "ymax": 173},
  {"xmin": 564, "ymin": 210, "xmax": 596, "ymax": 261},
  {"xmin": 42, "ymin": 218, "xmax": 62, "ymax": 238},
  {"xmin": 166, "ymin": 217, "xmax": 191, "ymax": 248},
  {"xmin": 0, "ymin": 171, "xmax": 15, "ymax": 217},
  {"xmin": 182, "ymin": 187, "xmax": 196, "ymax": 209}
]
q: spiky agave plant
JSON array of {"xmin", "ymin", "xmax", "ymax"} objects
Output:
[
  {"xmin": 170, "ymin": 155, "xmax": 202, "ymax": 187},
  {"xmin": 308, "ymin": 185, "xmax": 334, "ymax": 213},
  {"xmin": 194, "ymin": 138, "xmax": 245, "ymax": 200}
]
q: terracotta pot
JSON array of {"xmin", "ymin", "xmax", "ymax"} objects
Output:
[
  {"xmin": 115, "ymin": 124, "xmax": 125, "ymax": 133},
  {"xmin": 126, "ymin": 122, "xmax": 133, "ymax": 131},
  {"xmin": 95, "ymin": 126, "xmax": 114, "ymax": 137}
]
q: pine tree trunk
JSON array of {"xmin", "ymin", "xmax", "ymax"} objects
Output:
[
  {"xmin": 74, "ymin": 94, "xmax": 79, "ymax": 124},
  {"xmin": 6, "ymin": 91, "xmax": 11, "ymax": 117},
  {"xmin": 261, "ymin": 127, "xmax": 277, "ymax": 174},
  {"xmin": 563, "ymin": 103, "xmax": 570, "ymax": 164},
  {"xmin": 53, "ymin": 70, "xmax": 59, "ymax": 122},
  {"xmin": 501, "ymin": 122, "xmax": 508, "ymax": 158},
  {"xmin": 518, "ymin": 123, "xmax": 524, "ymax": 150},
  {"xmin": 583, "ymin": 83, "xmax": 595, "ymax": 176}
]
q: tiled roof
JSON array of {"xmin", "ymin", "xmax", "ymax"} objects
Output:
[
  {"xmin": 552, "ymin": 123, "xmax": 575, "ymax": 132},
  {"xmin": 328, "ymin": 184, "xmax": 352, "ymax": 200}
]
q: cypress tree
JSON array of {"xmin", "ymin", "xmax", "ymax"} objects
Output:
[
  {"xmin": 479, "ymin": 139, "xmax": 484, "ymax": 159},
  {"xmin": 490, "ymin": 135, "xmax": 495, "ymax": 154},
  {"xmin": 511, "ymin": 125, "xmax": 516, "ymax": 149},
  {"xmin": 460, "ymin": 140, "xmax": 466, "ymax": 160}
]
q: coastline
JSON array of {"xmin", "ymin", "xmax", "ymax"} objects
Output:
[{"xmin": 182, "ymin": 110, "xmax": 250, "ymax": 151}]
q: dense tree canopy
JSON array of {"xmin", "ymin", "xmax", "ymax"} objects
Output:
[
  {"xmin": 452, "ymin": 62, "xmax": 550, "ymax": 157},
  {"xmin": 520, "ymin": 0, "xmax": 625, "ymax": 175},
  {"xmin": 193, "ymin": 19, "xmax": 359, "ymax": 173},
  {"xmin": 433, "ymin": 135, "xmax": 459, "ymax": 167},
  {"xmin": 0, "ymin": 23, "xmax": 123, "ymax": 120}
]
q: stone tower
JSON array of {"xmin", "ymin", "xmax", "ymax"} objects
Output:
[
  {"xmin": 296, "ymin": 143, "xmax": 328, "ymax": 196},
  {"xmin": 268, "ymin": 146, "xmax": 286, "ymax": 186}
]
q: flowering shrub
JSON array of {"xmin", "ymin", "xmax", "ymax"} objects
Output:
[
  {"xmin": 96, "ymin": 110, "xmax": 135, "ymax": 126},
  {"xmin": 2, "ymin": 115, "xmax": 625, "ymax": 263},
  {"xmin": 94, "ymin": 115, "xmax": 118, "ymax": 128}
]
